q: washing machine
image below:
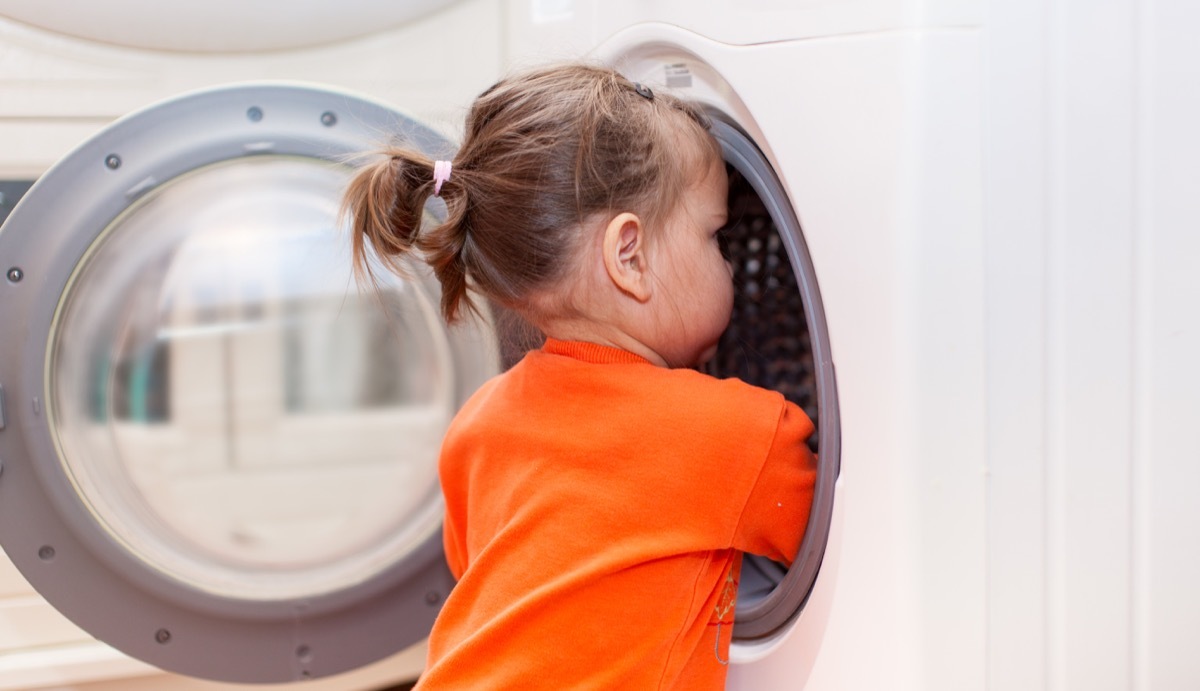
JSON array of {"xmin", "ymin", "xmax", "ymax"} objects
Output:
[
  {"xmin": 502, "ymin": 2, "xmax": 990, "ymax": 687},
  {"xmin": 0, "ymin": 2, "xmax": 506, "ymax": 689},
  {"xmin": 505, "ymin": 4, "xmax": 986, "ymax": 688},
  {"xmin": 500, "ymin": 1, "xmax": 1200, "ymax": 690}
]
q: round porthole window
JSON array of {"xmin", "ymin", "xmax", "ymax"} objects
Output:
[
  {"xmin": 703, "ymin": 115, "xmax": 840, "ymax": 645},
  {"xmin": 0, "ymin": 84, "xmax": 498, "ymax": 682}
]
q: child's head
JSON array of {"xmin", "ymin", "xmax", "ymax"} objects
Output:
[{"xmin": 343, "ymin": 62, "xmax": 730, "ymax": 365}]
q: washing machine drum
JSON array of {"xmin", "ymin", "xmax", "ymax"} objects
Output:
[{"xmin": 0, "ymin": 83, "xmax": 497, "ymax": 682}]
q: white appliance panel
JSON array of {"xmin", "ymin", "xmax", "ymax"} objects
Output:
[{"xmin": 0, "ymin": 0, "xmax": 503, "ymax": 177}]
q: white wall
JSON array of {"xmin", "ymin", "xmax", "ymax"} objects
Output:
[{"xmin": 984, "ymin": 0, "xmax": 1200, "ymax": 688}]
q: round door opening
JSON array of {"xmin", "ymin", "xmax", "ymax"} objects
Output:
[{"xmin": 703, "ymin": 115, "xmax": 840, "ymax": 645}]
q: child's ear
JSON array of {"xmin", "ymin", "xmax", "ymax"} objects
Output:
[{"xmin": 601, "ymin": 212, "xmax": 652, "ymax": 302}]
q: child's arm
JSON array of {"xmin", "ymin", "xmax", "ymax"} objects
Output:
[{"xmin": 731, "ymin": 402, "xmax": 818, "ymax": 566}]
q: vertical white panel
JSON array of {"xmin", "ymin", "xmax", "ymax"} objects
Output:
[
  {"xmin": 1047, "ymin": 0, "xmax": 1136, "ymax": 688},
  {"xmin": 905, "ymin": 29, "xmax": 988, "ymax": 691},
  {"xmin": 1138, "ymin": 0, "xmax": 1200, "ymax": 688},
  {"xmin": 986, "ymin": 1, "xmax": 1200, "ymax": 689},
  {"xmin": 981, "ymin": 0, "xmax": 1050, "ymax": 687}
]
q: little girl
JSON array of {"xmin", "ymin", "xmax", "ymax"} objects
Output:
[{"xmin": 342, "ymin": 63, "xmax": 817, "ymax": 690}]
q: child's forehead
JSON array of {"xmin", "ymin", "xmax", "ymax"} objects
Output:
[
  {"xmin": 685, "ymin": 145, "xmax": 728, "ymax": 189},
  {"xmin": 670, "ymin": 115, "xmax": 722, "ymax": 160},
  {"xmin": 664, "ymin": 128, "xmax": 723, "ymax": 181}
]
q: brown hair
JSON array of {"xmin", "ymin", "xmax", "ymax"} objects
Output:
[{"xmin": 342, "ymin": 62, "xmax": 721, "ymax": 324}]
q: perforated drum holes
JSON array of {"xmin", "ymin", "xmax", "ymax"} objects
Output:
[{"xmin": 706, "ymin": 167, "xmax": 818, "ymax": 451}]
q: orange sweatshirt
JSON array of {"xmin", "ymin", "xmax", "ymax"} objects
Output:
[{"xmin": 418, "ymin": 339, "xmax": 817, "ymax": 690}]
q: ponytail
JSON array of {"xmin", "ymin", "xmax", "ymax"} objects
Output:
[
  {"xmin": 343, "ymin": 63, "xmax": 723, "ymax": 331},
  {"xmin": 342, "ymin": 147, "xmax": 475, "ymax": 322}
]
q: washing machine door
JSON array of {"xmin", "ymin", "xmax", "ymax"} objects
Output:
[{"xmin": 0, "ymin": 83, "xmax": 498, "ymax": 683}]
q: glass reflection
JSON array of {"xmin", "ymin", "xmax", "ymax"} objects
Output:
[{"xmin": 49, "ymin": 157, "xmax": 455, "ymax": 600}]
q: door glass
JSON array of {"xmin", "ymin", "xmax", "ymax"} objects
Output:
[{"xmin": 47, "ymin": 156, "xmax": 454, "ymax": 601}]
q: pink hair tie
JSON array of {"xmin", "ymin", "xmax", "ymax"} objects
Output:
[{"xmin": 432, "ymin": 160, "xmax": 452, "ymax": 196}]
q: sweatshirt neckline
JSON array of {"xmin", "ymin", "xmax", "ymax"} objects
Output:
[{"xmin": 541, "ymin": 338, "xmax": 654, "ymax": 366}]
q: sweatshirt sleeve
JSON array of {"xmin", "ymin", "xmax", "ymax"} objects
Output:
[{"xmin": 731, "ymin": 401, "xmax": 818, "ymax": 566}]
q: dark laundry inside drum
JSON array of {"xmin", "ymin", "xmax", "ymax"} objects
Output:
[
  {"xmin": 705, "ymin": 166, "xmax": 818, "ymax": 450},
  {"xmin": 703, "ymin": 165, "xmax": 818, "ymax": 606}
]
